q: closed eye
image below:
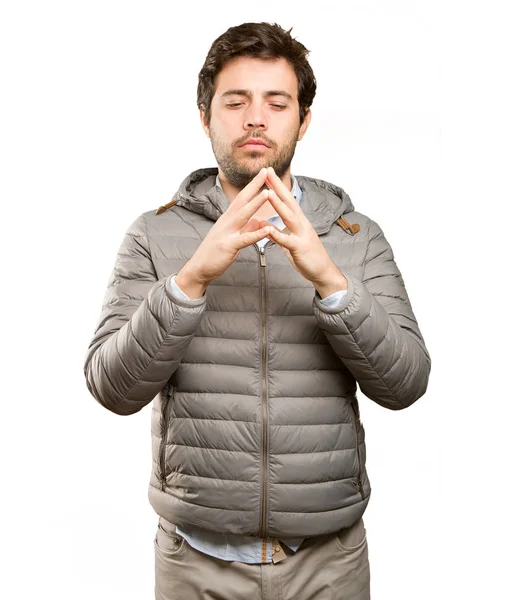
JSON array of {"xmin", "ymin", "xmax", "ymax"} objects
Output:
[{"xmin": 226, "ymin": 103, "xmax": 287, "ymax": 110}]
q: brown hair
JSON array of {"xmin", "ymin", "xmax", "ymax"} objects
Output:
[{"xmin": 197, "ymin": 22, "xmax": 317, "ymax": 127}]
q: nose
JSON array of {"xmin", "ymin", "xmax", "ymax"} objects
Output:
[{"xmin": 243, "ymin": 100, "xmax": 267, "ymax": 130}]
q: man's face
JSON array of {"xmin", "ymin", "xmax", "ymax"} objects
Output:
[{"xmin": 200, "ymin": 56, "xmax": 311, "ymax": 189}]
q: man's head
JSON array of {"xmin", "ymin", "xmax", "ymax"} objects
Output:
[{"xmin": 197, "ymin": 22, "xmax": 317, "ymax": 190}]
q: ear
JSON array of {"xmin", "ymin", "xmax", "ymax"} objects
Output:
[
  {"xmin": 297, "ymin": 108, "xmax": 312, "ymax": 142},
  {"xmin": 199, "ymin": 104, "xmax": 210, "ymax": 138}
]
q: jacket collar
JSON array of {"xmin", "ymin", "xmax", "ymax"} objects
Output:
[
  {"xmin": 215, "ymin": 173, "xmax": 303, "ymax": 206},
  {"xmin": 169, "ymin": 167, "xmax": 355, "ymax": 236}
]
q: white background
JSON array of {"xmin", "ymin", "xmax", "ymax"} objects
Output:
[{"xmin": 1, "ymin": 1, "xmax": 517, "ymax": 598}]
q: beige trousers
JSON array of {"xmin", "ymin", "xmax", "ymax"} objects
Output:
[{"xmin": 154, "ymin": 516, "xmax": 370, "ymax": 600}]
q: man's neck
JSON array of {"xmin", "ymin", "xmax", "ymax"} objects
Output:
[{"xmin": 218, "ymin": 168, "xmax": 292, "ymax": 203}]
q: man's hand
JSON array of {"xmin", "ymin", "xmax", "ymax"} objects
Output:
[
  {"xmin": 175, "ymin": 167, "xmax": 273, "ymax": 298},
  {"xmin": 259, "ymin": 166, "xmax": 348, "ymax": 298}
]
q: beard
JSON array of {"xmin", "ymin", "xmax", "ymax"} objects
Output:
[{"xmin": 209, "ymin": 127, "xmax": 300, "ymax": 189}]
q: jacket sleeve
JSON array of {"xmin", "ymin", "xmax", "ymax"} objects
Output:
[
  {"xmin": 83, "ymin": 214, "xmax": 206, "ymax": 416},
  {"xmin": 312, "ymin": 218, "xmax": 431, "ymax": 410}
]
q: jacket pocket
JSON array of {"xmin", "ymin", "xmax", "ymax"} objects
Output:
[
  {"xmin": 158, "ymin": 384, "xmax": 175, "ymax": 490},
  {"xmin": 351, "ymin": 400, "xmax": 366, "ymax": 499}
]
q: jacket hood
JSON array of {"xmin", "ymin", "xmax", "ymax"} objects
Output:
[{"xmin": 168, "ymin": 168, "xmax": 355, "ymax": 235}]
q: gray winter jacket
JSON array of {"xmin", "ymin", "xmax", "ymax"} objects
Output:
[{"xmin": 83, "ymin": 167, "xmax": 431, "ymax": 539}]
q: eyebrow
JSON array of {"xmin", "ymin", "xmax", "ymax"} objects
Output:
[{"xmin": 220, "ymin": 89, "xmax": 294, "ymax": 101}]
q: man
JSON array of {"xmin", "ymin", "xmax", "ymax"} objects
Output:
[{"xmin": 84, "ymin": 21, "xmax": 431, "ymax": 600}]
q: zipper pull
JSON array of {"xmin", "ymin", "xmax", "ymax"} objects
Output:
[
  {"xmin": 272, "ymin": 539, "xmax": 287, "ymax": 563},
  {"xmin": 259, "ymin": 246, "xmax": 266, "ymax": 267}
]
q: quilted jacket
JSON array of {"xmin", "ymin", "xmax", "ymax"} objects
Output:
[{"xmin": 83, "ymin": 167, "xmax": 431, "ymax": 539}]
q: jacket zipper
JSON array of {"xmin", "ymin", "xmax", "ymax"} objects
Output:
[
  {"xmin": 159, "ymin": 385, "xmax": 174, "ymax": 491},
  {"xmin": 352, "ymin": 411, "xmax": 366, "ymax": 499},
  {"xmin": 257, "ymin": 243, "xmax": 270, "ymax": 539}
]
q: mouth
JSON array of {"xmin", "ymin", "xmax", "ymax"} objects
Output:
[{"xmin": 239, "ymin": 139, "xmax": 270, "ymax": 149}]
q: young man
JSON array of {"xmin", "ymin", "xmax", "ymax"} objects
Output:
[{"xmin": 84, "ymin": 22, "xmax": 431, "ymax": 600}]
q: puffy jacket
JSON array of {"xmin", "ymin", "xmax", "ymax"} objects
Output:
[{"xmin": 83, "ymin": 167, "xmax": 431, "ymax": 539}]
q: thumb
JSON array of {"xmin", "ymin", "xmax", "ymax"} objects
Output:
[{"xmin": 240, "ymin": 218, "xmax": 262, "ymax": 234}]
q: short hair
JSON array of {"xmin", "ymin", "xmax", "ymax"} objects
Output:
[{"xmin": 197, "ymin": 22, "xmax": 317, "ymax": 127}]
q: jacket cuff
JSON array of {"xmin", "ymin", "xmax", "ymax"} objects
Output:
[{"xmin": 313, "ymin": 272, "xmax": 356, "ymax": 314}]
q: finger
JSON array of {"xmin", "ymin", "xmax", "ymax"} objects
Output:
[
  {"xmin": 232, "ymin": 188, "xmax": 270, "ymax": 226},
  {"xmin": 256, "ymin": 219, "xmax": 275, "ymax": 229},
  {"xmin": 265, "ymin": 188, "xmax": 292, "ymax": 222},
  {"xmin": 235, "ymin": 225, "xmax": 273, "ymax": 249},
  {"xmin": 266, "ymin": 189, "xmax": 303, "ymax": 234},
  {"xmin": 256, "ymin": 220, "xmax": 287, "ymax": 235},
  {"xmin": 266, "ymin": 167, "xmax": 300, "ymax": 211},
  {"xmin": 256, "ymin": 219, "xmax": 294, "ymax": 246},
  {"xmin": 228, "ymin": 167, "xmax": 268, "ymax": 213},
  {"xmin": 264, "ymin": 223, "xmax": 297, "ymax": 250}
]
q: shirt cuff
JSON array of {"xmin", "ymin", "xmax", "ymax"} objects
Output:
[
  {"xmin": 319, "ymin": 288, "xmax": 348, "ymax": 308},
  {"xmin": 169, "ymin": 274, "xmax": 192, "ymax": 301}
]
